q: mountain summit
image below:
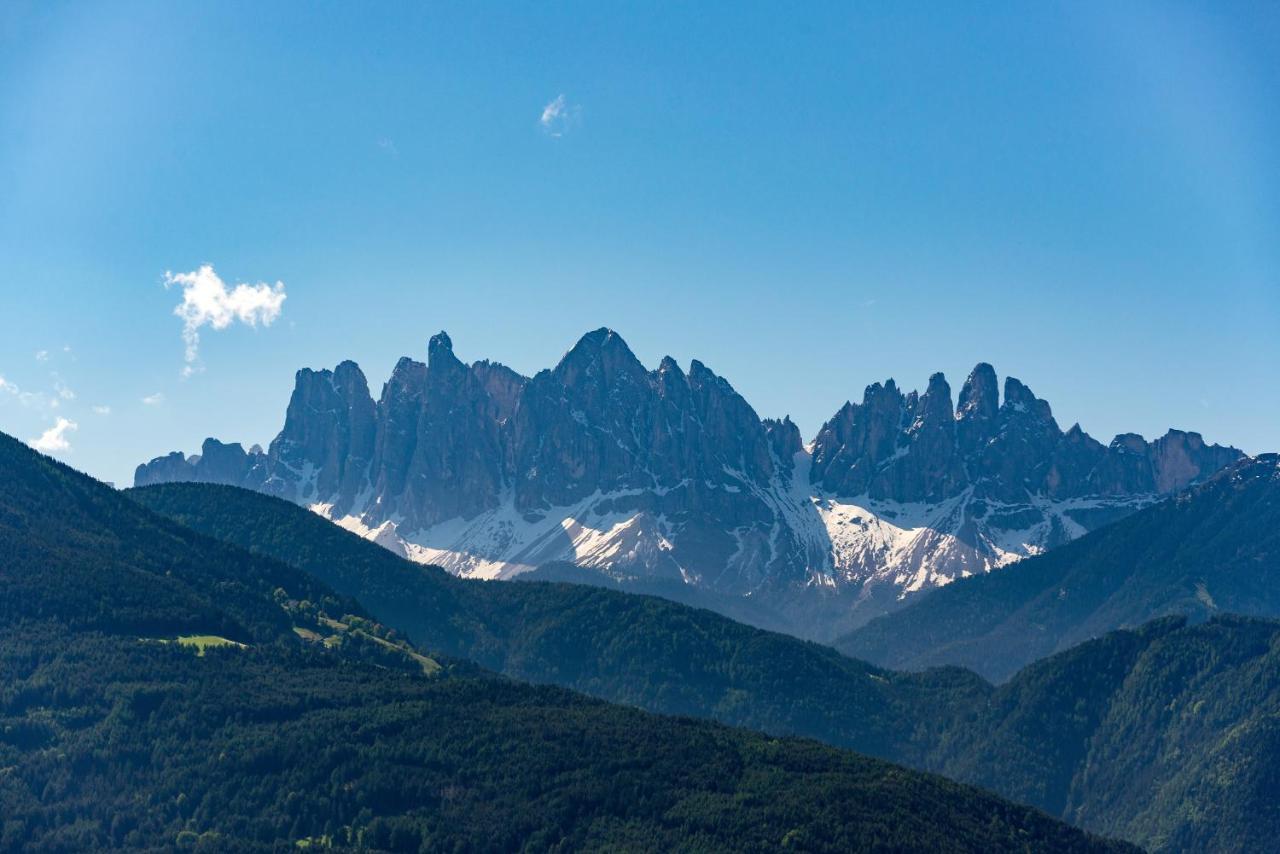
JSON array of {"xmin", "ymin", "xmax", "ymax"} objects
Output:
[{"xmin": 135, "ymin": 329, "xmax": 1242, "ymax": 638}]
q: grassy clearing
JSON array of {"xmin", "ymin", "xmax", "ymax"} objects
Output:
[
  {"xmin": 175, "ymin": 635, "xmax": 247, "ymax": 656},
  {"xmin": 296, "ymin": 616, "xmax": 440, "ymax": 674}
]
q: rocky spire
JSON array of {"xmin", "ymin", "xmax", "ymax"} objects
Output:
[
  {"xmin": 263, "ymin": 362, "xmax": 376, "ymax": 509},
  {"xmin": 895, "ymin": 373, "xmax": 962, "ymax": 501},
  {"xmin": 764, "ymin": 416, "xmax": 803, "ymax": 474},
  {"xmin": 956, "ymin": 363, "xmax": 999, "ymax": 454},
  {"xmin": 370, "ymin": 357, "xmax": 427, "ymax": 512},
  {"xmin": 400, "ymin": 332, "xmax": 506, "ymax": 527}
]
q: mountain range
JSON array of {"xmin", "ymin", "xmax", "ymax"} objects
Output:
[{"xmin": 135, "ymin": 328, "xmax": 1241, "ymax": 637}]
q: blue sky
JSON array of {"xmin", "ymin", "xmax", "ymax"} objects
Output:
[{"xmin": 1, "ymin": 2, "xmax": 1277, "ymax": 486}]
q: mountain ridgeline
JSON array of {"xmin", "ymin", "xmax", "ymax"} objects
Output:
[
  {"xmin": 135, "ymin": 329, "xmax": 1241, "ymax": 637},
  {"xmin": 2, "ymin": 430, "xmax": 1134, "ymax": 853}
]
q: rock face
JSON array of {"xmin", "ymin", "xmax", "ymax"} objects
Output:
[
  {"xmin": 810, "ymin": 364, "xmax": 1239, "ymax": 505},
  {"xmin": 135, "ymin": 331, "xmax": 1244, "ymax": 638}
]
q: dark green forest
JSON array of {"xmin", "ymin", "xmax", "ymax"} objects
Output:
[
  {"xmin": 0, "ymin": 431, "xmax": 1130, "ymax": 852},
  {"xmin": 133, "ymin": 465, "xmax": 1280, "ymax": 853}
]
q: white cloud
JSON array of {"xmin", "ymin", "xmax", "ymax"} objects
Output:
[
  {"xmin": 35, "ymin": 350, "xmax": 48, "ymax": 362},
  {"xmin": 53, "ymin": 377, "xmax": 75, "ymax": 400},
  {"xmin": 164, "ymin": 264, "xmax": 287, "ymax": 376},
  {"xmin": 30, "ymin": 417, "xmax": 77, "ymax": 454},
  {"xmin": 540, "ymin": 94, "xmax": 580, "ymax": 137},
  {"xmin": 377, "ymin": 137, "xmax": 399, "ymax": 156},
  {"xmin": 141, "ymin": 392, "xmax": 165, "ymax": 406},
  {"xmin": 92, "ymin": 405, "xmax": 111, "ymax": 415},
  {"xmin": 0, "ymin": 375, "xmax": 16, "ymax": 395}
]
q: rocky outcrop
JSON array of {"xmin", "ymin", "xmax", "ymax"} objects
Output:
[
  {"xmin": 810, "ymin": 370, "xmax": 1239, "ymax": 506},
  {"xmin": 135, "ymin": 329, "xmax": 1245, "ymax": 636}
]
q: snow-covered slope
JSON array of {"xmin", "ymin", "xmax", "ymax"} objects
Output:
[{"xmin": 313, "ymin": 447, "xmax": 1156, "ymax": 613}]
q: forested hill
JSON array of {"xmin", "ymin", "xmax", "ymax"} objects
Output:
[
  {"xmin": 836, "ymin": 454, "xmax": 1280, "ymax": 681},
  {"xmin": 1, "ymin": 430, "xmax": 1130, "ymax": 852},
  {"xmin": 930, "ymin": 613, "xmax": 1280, "ymax": 851},
  {"xmin": 2, "ymin": 431, "xmax": 362, "ymax": 646},
  {"xmin": 133, "ymin": 473, "xmax": 1280, "ymax": 852},
  {"xmin": 130, "ymin": 479, "xmax": 991, "ymax": 764}
]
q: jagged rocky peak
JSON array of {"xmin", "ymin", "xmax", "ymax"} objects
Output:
[
  {"xmin": 132, "ymin": 438, "xmax": 261, "ymax": 489},
  {"xmin": 509, "ymin": 331, "xmax": 778, "ymax": 513},
  {"xmin": 554, "ymin": 327, "xmax": 648, "ymax": 392},
  {"xmin": 1001, "ymin": 376, "xmax": 1055, "ymax": 424},
  {"xmin": 655, "ymin": 355, "xmax": 688, "ymax": 398},
  {"xmin": 133, "ymin": 450, "xmax": 193, "ymax": 487},
  {"xmin": 764, "ymin": 416, "xmax": 803, "ymax": 472},
  {"xmin": 194, "ymin": 438, "xmax": 252, "ymax": 484},
  {"xmin": 686, "ymin": 358, "xmax": 775, "ymax": 483},
  {"xmin": 810, "ymin": 363, "xmax": 1243, "ymax": 505},
  {"xmin": 1149, "ymin": 429, "xmax": 1243, "ymax": 494},
  {"xmin": 1110, "ymin": 432, "xmax": 1149, "ymax": 455},
  {"xmin": 428, "ymin": 330, "xmax": 454, "ymax": 360},
  {"xmin": 398, "ymin": 330, "xmax": 507, "ymax": 528},
  {"xmin": 470, "ymin": 360, "xmax": 526, "ymax": 423},
  {"xmin": 809, "ymin": 377, "xmax": 909, "ymax": 497},
  {"xmin": 956, "ymin": 363, "xmax": 998, "ymax": 422},
  {"xmin": 956, "ymin": 363, "xmax": 999, "ymax": 450},
  {"xmin": 263, "ymin": 359, "xmax": 377, "ymax": 508}
]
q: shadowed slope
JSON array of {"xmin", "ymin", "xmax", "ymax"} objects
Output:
[{"xmin": 129, "ymin": 480, "xmax": 991, "ymax": 763}]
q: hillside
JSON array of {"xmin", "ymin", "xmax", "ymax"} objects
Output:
[
  {"xmin": 132, "ymin": 471, "xmax": 1280, "ymax": 852},
  {"xmin": 932, "ymin": 614, "xmax": 1280, "ymax": 851},
  {"xmin": 0, "ymin": 430, "xmax": 1125, "ymax": 852},
  {"xmin": 129, "ymin": 480, "xmax": 989, "ymax": 763},
  {"xmin": 834, "ymin": 455, "xmax": 1280, "ymax": 681}
]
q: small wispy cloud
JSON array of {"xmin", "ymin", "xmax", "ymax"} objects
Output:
[
  {"xmin": 92, "ymin": 405, "xmax": 111, "ymax": 415},
  {"xmin": 141, "ymin": 392, "xmax": 165, "ymax": 406},
  {"xmin": 30, "ymin": 417, "xmax": 77, "ymax": 454},
  {"xmin": 34, "ymin": 350, "xmax": 48, "ymax": 362},
  {"xmin": 0, "ymin": 375, "xmax": 17, "ymax": 396},
  {"xmin": 539, "ymin": 94, "xmax": 580, "ymax": 137},
  {"xmin": 53, "ymin": 376, "xmax": 75, "ymax": 401},
  {"xmin": 377, "ymin": 137, "xmax": 399, "ymax": 156},
  {"xmin": 164, "ymin": 264, "xmax": 287, "ymax": 377}
]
